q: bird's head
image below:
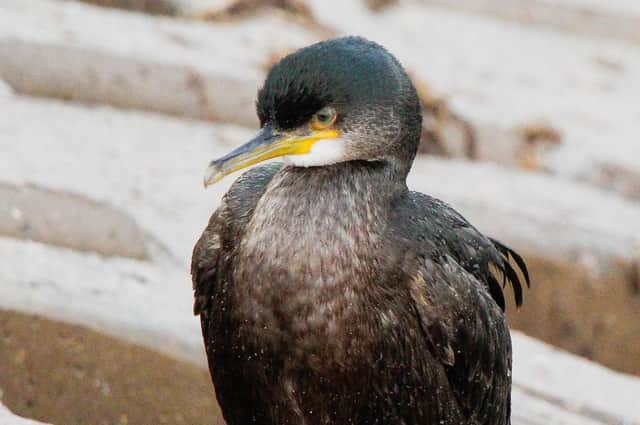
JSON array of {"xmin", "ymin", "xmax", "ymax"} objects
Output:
[{"xmin": 204, "ymin": 36, "xmax": 422, "ymax": 187}]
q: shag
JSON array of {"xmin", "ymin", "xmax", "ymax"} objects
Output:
[{"xmin": 192, "ymin": 36, "xmax": 529, "ymax": 425}]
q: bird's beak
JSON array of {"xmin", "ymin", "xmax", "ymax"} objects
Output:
[{"xmin": 203, "ymin": 125, "xmax": 339, "ymax": 187}]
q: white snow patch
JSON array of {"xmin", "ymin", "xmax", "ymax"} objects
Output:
[
  {"xmin": 0, "ymin": 78, "xmax": 12, "ymax": 98},
  {"xmin": 408, "ymin": 158, "xmax": 640, "ymax": 259},
  {"xmin": 0, "ymin": 403, "xmax": 50, "ymax": 425},
  {"xmin": 512, "ymin": 332, "xmax": 640, "ymax": 424}
]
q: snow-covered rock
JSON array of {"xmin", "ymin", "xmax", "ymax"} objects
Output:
[
  {"xmin": 512, "ymin": 334, "xmax": 640, "ymax": 425},
  {"xmin": 0, "ymin": 0, "xmax": 321, "ymax": 127},
  {"xmin": 4, "ymin": 0, "xmax": 638, "ymax": 201},
  {"xmin": 0, "ymin": 183, "xmax": 148, "ymax": 259},
  {"xmin": 3, "ymin": 94, "xmax": 638, "ymax": 264},
  {"xmin": 1, "ymin": 89, "xmax": 640, "ymax": 424}
]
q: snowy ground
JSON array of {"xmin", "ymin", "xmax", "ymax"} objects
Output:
[
  {"xmin": 1, "ymin": 92, "xmax": 639, "ymax": 424},
  {"xmin": 1, "ymin": 0, "xmax": 640, "ymax": 424}
]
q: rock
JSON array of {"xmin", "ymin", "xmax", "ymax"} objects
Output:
[{"xmin": 0, "ymin": 183, "xmax": 148, "ymax": 260}]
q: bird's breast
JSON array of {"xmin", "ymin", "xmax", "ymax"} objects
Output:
[{"xmin": 229, "ymin": 168, "xmax": 396, "ymax": 368}]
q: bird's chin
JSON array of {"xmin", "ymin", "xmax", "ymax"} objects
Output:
[{"xmin": 282, "ymin": 138, "xmax": 347, "ymax": 167}]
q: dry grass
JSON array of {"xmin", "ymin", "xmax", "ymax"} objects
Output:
[{"xmin": 515, "ymin": 122, "xmax": 562, "ymax": 170}]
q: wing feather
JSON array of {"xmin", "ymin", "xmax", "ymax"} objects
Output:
[
  {"xmin": 399, "ymin": 192, "xmax": 528, "ymax": 424},
  {"xmin": 404, "ymin": 192, "xmax": 530, "ymax": 310},
  {"xmin": 410, "ymin": 257, "xmax": 512, "ymax": 424}
]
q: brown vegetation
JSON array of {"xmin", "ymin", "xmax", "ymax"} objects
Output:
[
  {"xmin": 197, "ymin": 0, "xmax": 314, "ymax": 23},
  {"xmin": 410, "ymin": 75, "xmax": 476, "ymax": 159},
  {"xmin": 75, "ymin": 0, "xmax": 177, "ymax": 15},
  {"xmin": 516, "ymin": 122, "xmax": 562, "ymax": 170},
  {"xmin": 364, "ymin": 0, "xmax": 399, "ymax": 12},
  {"xmin": 0, "ymin": 309, "xmax": 223, "ymax": 425},
  {"xmin": 507, "ymin": 253, "xmax": 640, "ymax": 376}
]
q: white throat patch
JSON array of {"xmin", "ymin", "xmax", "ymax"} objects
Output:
[{"xmin": 283, "ymin": 138, "xmax": 346, "ymax": 167}]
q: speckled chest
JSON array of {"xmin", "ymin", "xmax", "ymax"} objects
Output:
[{"xmin": 229, "ymin": 167, "xmax": 400, "ymax": 364}]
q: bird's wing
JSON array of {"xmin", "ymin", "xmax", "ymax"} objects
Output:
[
  {"xmin": 191, "ymin": 206, "xmax": 225, "ymax": 316},
  {"xmin": 402, "ymin": 192, "xmax": 530, "ymax": 311},
  {"xmin": 191, "ymin": 163, "xmax": 283, "ymax": 316},
  {"xmin": 396, "ymin": 192, "xmax": 529, "ymax": 423},
  {"xmin": 191, "ymin": 164, "xmax": 283, "ymax": 424},
  {"xmin": 411, "ymin": 256, "xmax": 512, "ymax": 424}
]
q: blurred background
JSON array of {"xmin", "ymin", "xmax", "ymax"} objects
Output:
[{"xmin": 1, "ymin": 0, "xmax": 639, "ymax": 424}]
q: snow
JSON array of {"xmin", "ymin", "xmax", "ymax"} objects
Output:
[
  {"xmin": 408, "ymin": 159, "xmax": 640, "ymax": 260},
  {"xmin": 0, "ymin": 78, "xmax": 12, "ymax": 97},
  {"xmin": 169, "ymin": 0, "xmax": 235, "ymax": 16},
  {"xmin": 0, "ymin": 403, "xmax": 49, "ymax": 425},
  {"xmin": 0, "ymin": 95, "xmax": 239, "ymax": 263},
  {"xmin": 545, "ymin": 0, "xmax": 640, "ymax": 15},
  {"xmin": 3, "ymin": 93, "xmax": 638, "ymax": 269},
  {"xmin": 307, "ymin": 0, "xmax": 640, "ymax": 188},
  {"xmin": 513, "ymin": 334, "xmax": 640, "ymax": 424},
  {"xmin": 0, "ymin": 95, "xmax": 240, "ymax": 362},
  {"xmin": 0, "ymin": 237, "xmax": 204, "ymax": 364}
]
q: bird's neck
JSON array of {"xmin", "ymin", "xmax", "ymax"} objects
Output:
[
  {"xmin": 264, "ymin": 160, "xmax": 404, "ymax": 223},
  {"xmin": 238, "ymin": 160, "xmax": 404, "ymax": 282},
  {"xmin": 281, "ymin": 160, "xmax": 405, "ymax": 198}
]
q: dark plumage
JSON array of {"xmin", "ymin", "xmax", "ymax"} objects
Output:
[{"xmin": 192, "ymin": 37, "xmax": 529, "ymax": 425}]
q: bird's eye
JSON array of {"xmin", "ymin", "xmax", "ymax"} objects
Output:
[{"xmin": 311, "ymin": 106, "xmax": 337, "ymax": 129}]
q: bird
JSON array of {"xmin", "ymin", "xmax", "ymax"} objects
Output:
[{"xmin": 192, "ymin": 36, "xmax": 529, "ymax": 425}]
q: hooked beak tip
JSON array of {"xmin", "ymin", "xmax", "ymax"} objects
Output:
[{"xmin": 203, "ymin": 163, "xmax": 222, "ymax": 189}]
